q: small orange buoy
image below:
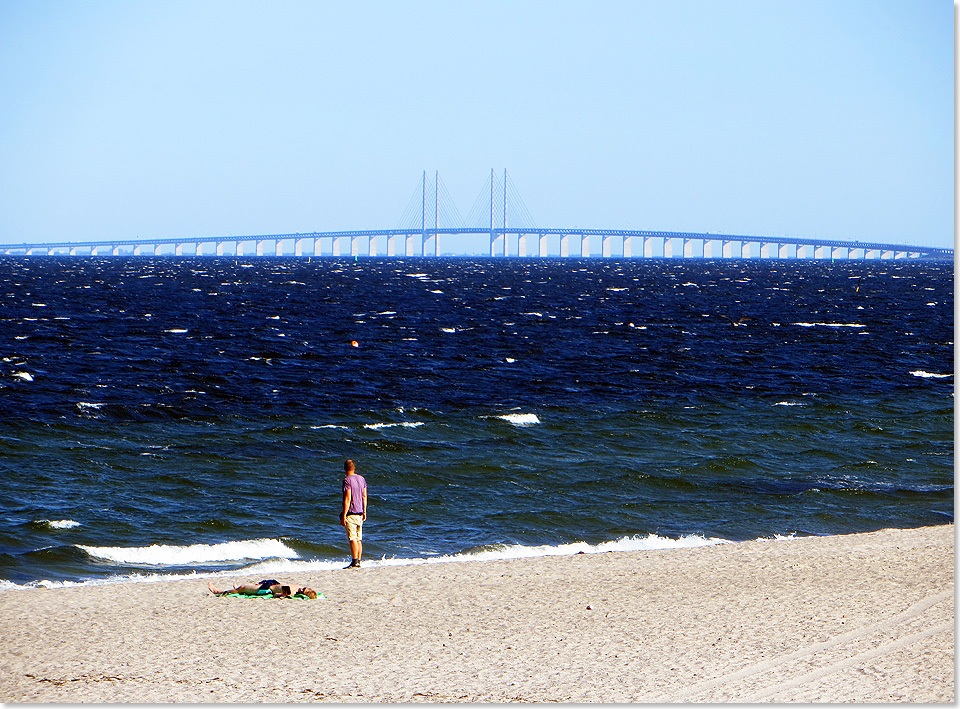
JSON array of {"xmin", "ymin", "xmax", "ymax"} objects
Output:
[{"xmin": 350, "ymin": 340, "xmax": 359, "ymax": 348}]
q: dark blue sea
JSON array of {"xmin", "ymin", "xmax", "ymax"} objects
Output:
[{"xmin": 0, "ymin": 257, "xmax": 953, "ymax": 589}]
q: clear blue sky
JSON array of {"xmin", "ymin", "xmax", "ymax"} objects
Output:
[{"xmin": 0, "ymin": 0, "xmax": 953, "ymax": 250}]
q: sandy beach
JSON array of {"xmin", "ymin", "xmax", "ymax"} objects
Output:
[{"xmin": 0, "ymin": 524, "xmax": 953, "ymax": 703}]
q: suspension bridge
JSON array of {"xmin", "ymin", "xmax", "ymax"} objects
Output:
[{"xmin": 1, "ymin": 171, "xmax": 951, "ymax": 260}]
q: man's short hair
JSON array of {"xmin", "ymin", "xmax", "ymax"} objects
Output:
[{"xmin": 344, "ymin": 459, "xmax": 355, "ymax": 473}]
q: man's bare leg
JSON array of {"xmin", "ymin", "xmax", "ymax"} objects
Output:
[{"xmin": 346, "ymin": 539, "xmax": 362, "ymax": 568}]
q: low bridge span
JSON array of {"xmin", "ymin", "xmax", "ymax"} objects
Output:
[{"xmin": 1, "ymin": 227, "xmax": 950, "ymax": 261}]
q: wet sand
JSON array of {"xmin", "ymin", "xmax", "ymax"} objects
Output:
[{"xmin": 0, "ymin": 524, "xmax": 953, "ymax": 702}]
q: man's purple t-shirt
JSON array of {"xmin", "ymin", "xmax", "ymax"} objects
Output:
[{"xmin": 343, "ymin": 474, "xmax": 367, "ymax": 514}]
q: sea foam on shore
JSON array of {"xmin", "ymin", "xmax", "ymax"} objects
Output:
[{"xmin": 3, "ymin": 531, "xmax": 742, "ymax": 590}]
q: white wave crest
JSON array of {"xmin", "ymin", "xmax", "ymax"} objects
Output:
[
  {"xmin": 364, "ymin": 422, "xmax": 424, "ymax": 430},
  {"xmin": 793, "ymin": 322, "xmax": 865, "ymax": 328},
  {"xmin": 910, "ymin": 370, "xmax": 952, "ymax": 379},
  {"xmin": 39, "ymin": 519, "xmax": 81, "ymax": 529},
  {"xmin": 77, "ymin": 538, "xmax": 299, "ymax": 566},
  {"xmin": 12, "ymin": 372, "xmax": 34, "ymax": 382},
  {"xmin": 443, "ymin": 534, "xmax": 731, "ymax": 561},
  {"xmin": 497, "ymin": 413, "xmax": 540, "ymax": 425}
]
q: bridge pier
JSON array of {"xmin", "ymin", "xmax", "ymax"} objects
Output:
[
  {"xmin": 424, "ymin": 232, "xmax": 439, "ymax": 257},
  {"xmin": 559, "ymin": 234, "xmax": 570, "ymax": 257},
  {"xmin": 580, "ymin": 234, "xmax": 590, "ymax": 257},
  {"xmin": 602, "ymin": 234, "xmax": 613, "ymax": 257},
  {"xmin": 623, "ymin": 235, "xmax": 632, "ymax": 258},
  {"xmin": 539, "ymin": 233, "xmax": 549, "ymax": 257},
  {"xmin": 490, "ymin": 231, "xmax": 507, "ymax": 257}
]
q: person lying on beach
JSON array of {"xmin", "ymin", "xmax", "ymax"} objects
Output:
[{"xmin": 208, "ymin": 580, "xmax": 318, "ymax": 599}]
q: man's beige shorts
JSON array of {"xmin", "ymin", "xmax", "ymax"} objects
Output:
[{"xmin": 344, "ymin": 514, "xmax": 363, "ymax": 541}]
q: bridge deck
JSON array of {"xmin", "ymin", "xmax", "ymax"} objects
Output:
[{"xmin": 1, "ymin": 227, "xmax": 951, "ymax": 259}]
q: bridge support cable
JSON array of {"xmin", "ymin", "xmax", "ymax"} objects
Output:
[
  {"xmin": 396, "ymin": 170, "xmax": 465, "ymax": 231},
  {"xmin": 461, "ymin": 169, "xmax": 539, "ymax": 256},
  {"xmin": 396, "ymin": 177, "xmax": 426, "ymax": 231},
  {"xmin": 396, "ymin": 171, "xmax": 465, "ymax": 255}
]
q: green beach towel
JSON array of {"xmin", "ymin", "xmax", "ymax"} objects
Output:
[{"xmin": 218, "ymin": 590, "xmax": 325, "ymax": 599}]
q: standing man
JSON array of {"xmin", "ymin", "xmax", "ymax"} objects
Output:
[{"xmin": 340, "ymin": 459, "xmax": 367, "ymax": 569}]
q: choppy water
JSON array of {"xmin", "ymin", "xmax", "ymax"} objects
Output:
[{"xmin": 0, "ymin": 257, "xmax": 952, "ymax": 588}]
